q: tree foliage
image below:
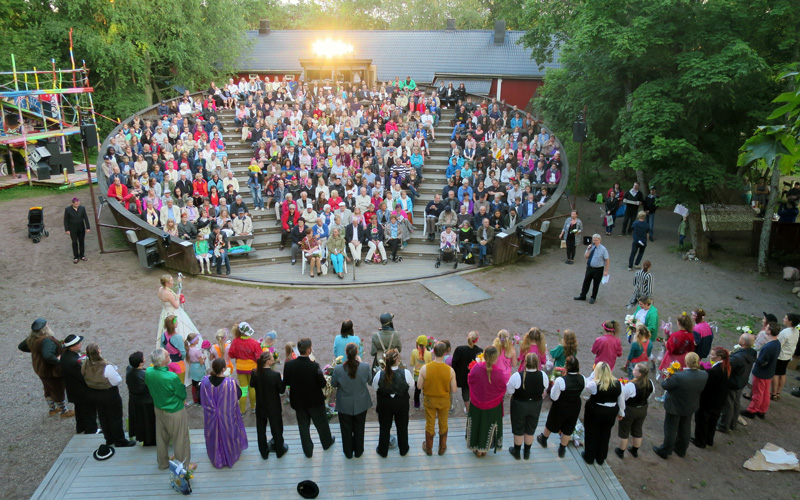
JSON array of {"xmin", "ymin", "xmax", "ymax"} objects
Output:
[
  {"xmin": 0, "ymin": 0, "xmax": 256, "ymax": 129},
  {"xmin": 520, "ymin": 0, "xmax": 800, "ymax": 208}
]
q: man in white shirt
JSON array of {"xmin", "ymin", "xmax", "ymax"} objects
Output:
[
  {"xmin": 355, "ymin": 187, "xmax": 372, "ymax": 213},
  {"xmin": 232, "ymin": 209, "xmax": 254, "ymax": 247},
  {"xmin": 222, "ymin": 171, "xmax": 239, "ymax": 193}
]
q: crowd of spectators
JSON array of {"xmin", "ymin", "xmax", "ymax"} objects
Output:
[{"xmin": 100, "ymin": 75, "xmax": 563, "ymax": 275}]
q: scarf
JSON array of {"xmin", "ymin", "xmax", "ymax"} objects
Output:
[{"xmin": 467, "ymin": 362, "xmax": 508, "ymax": 410}]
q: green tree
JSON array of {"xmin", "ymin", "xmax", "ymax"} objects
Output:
[
  {"xmin": 739, "ymin": 70, "xmax": 800, "ymax": 275},
  {"xmin": 521, "ymin": 0, "xmax": 800, "ymax": 258},
  {"xmin": 0, "ymin": 0, "xmax": 257, "ymax": 129}
]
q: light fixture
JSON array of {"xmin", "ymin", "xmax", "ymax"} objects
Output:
[{"xmin": 312, "ymin": 38, "xmax": 354, "ymax": 58}]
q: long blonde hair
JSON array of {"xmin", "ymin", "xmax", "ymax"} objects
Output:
[
  {"xmin": 493, "ymin": 329, "xmax": 514, "ymax": 354},
  {"xmin": 483, "ymin": 346, "xmax": 499, "ymax": 383},
  {"xmin": 635, "ymin": 324, "xmax": 651, "ymax": 347},
  {"xmin": 561, "ymin": 330, "xmax": 578, "ymax": 358},
  {"xmin": 593, "ymin": 361, "xmax": 617, "ymax": 391},
  {"xmin": 520, "ymin": 328, "xmax": 546, "ymax": 357}
]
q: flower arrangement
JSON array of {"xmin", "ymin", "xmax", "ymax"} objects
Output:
[
  {"xmin": 549, "ymin": 366, "xmax": 567, "ymax": 382},
  {"xmin": 618, "ymin": 378, "xmax": 630, "ymax": 385},
  {"xmin": 735, "ymin": 325, "xmax": 753, "ymax": 335},
  {"xmin": 699, "ymin": 361, "xmax": 713, "ymax": 371},
  {"xmin": 467, "ymin": 352, "xmax": 486, "ymax": 371},
  {"xmin": 513, "ymin": 334, "xmax": 521, "ymax": 346},
  {"xmin": 661, "ymin": 361, "xmax": 682, "ymax": 379},
  {"xmin": 658, "ymin": 318, "xmax": 672, "ymax": 343},
  {"xmin": 624, "ymin": 314, "xmax": 638, "ymax": 343},
  {"xmin": 426, "ymin": 336, "xmax": 437, "ymax": 351}
]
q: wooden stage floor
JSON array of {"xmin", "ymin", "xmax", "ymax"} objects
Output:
[{"xmin": 32, "ymin": 415, "xmax": 629, "ymax": 500}]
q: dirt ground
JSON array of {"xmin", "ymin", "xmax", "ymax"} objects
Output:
[{"xmin": 2, "ymin": 188, "xmax": 799, "ymax": 500}]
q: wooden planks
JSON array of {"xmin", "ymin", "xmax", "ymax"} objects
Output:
[{"xmin": 33, "ymin": 415, "xmax": 629, "ymax": 500}]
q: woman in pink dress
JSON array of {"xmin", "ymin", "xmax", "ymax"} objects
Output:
[
  {"xmin": 591, "ymin": 320, "xmax": 623, "ymax": 371},
  {"xmin": 658, "ymin": 312, "xmax": 695, "ymax": 371},
  {"xmin": 493, "ymin": 330, "xmax": 517, "ymax": 373},
  {"xmin": 517, "ymin": 328, "xmax": 548, "ymax": 372}
]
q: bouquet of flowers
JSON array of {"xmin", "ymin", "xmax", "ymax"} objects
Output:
[
  {"xmin": 549, "ymin": 366, "xmax": 567, "ymax": 382},
  {"xmin": 661, "ymin": 361, "xmax": 681, "ymax": 379},
  {"xmin": 624, "ymin": 314, "xmax": 637, "ymax": 343},
  {"xmin": 735, "ymin": 325, "xmax": 753, "ymax": 335},
  {"xmin": 618, "ymin": 378, "xmax": 630, "ymax": 385},
  {"xmin": 658, "ymin": 318, "xmax": 672, "ymax": 343},
  {"xmin": 426, "ymin": 336, "xmax": 437, "ymax": 351},
  {"xmin": 512, "ymin": 333, "xmax": 521, "ymax": 346},
  {"xmin": 699, "ymin": 361, "xmax": 713, "ymax": 371},
  {"xmin": 467, "ymin": 352, "xmax": 485, "ymax": 371}
]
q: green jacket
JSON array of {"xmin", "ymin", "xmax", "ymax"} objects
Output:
[
  {"xmin": 145, "ymin": 366, "xmax": 186, "ymax": 413},
  {"xmin": 634, "ymin": 305, "xmax": 659, "ymax": 338}
]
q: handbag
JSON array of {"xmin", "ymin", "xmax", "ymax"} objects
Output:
[{"xmin": 560, "ymin": 240, "xmax": 567, "ymax": 249}]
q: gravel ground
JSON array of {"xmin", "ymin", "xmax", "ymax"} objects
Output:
[{"xmin": 2, "ymin": 189, "xmax": 799, "ymax": 500}]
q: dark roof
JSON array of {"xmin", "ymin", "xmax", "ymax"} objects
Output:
[{"xmin": 237, "ymin": 30, "xmax": 558, "ymax": 82}]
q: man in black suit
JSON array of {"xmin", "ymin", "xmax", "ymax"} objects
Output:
[
  {"xmin": 345, "ymin": 220, "xmax": 366, "ymax": 265},
  {"xmin": 59, "ymin": 334, "xmax": 97, "ymax": 434},
  {"xmin": 653, "ymin": 352, "xmax": 708, "ymax": 459},
  {"xmin": 63, "ymin": 197, "xmax": 91, "ymax": 263},
  {"xmin": 250, "ymin": 352, "xmax": 288, "ymax": 459},
  {"xmin": 283, "ymin": 338, "xmax": 335, "ymax": 458}
]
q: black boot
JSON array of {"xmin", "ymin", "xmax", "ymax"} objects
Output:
[
  {"xmin": 523, "ymin": 444, "xmax": 532, "ymax": 460},
  {"xmin": 536, "ymin": 433, "xmax": 548, "ymax": 448},
  {"xmin": 509, "ymin": 445, "xmax": 521, "ymax": 460}
]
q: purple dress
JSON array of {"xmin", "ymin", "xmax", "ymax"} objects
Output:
[{"xmin": 201, "ymin": 376, "xmax": 248, "ymax": 468}]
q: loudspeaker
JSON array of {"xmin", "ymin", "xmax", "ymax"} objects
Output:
[
  {"xmin": 37, "ymin": 163, "xmax": 51, "ymax": 180},
  {"xmin": 80, "ymin": 123, "xmax": 98, "ymax": 148},
  {"xmin": 573, "ymin": 120, "xmax": 587, "ymax": 143}
]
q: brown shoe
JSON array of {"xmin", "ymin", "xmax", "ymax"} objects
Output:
[
  {"xmin": 49, "ymin": 409, "xmax": 60, "ymax": 416},
  {"xmin": 438, "ymin": 432, "xmax": 448, "ymax": 456},
  {"xmin": 422, "ymin": 432, "xmax": 434, "ymax": 456},
  {"xmin": 60, "ymin": 410, "xmax": 75, "ymax": 419}
]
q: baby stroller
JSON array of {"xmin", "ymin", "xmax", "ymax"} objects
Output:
[
  {"xmin": 28, "ymin": 207, "xmax": 49, "ymax": 243},
  {"xmin": 435, "ymin": 244, "xmax": 458, "ymax": 269}
]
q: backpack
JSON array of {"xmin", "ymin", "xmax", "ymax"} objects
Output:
[{"xmin": 373, "ymin": 331, "xmax": 395, "ymax": 374}]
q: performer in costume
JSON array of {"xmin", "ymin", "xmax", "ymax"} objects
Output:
[
  {"xmin": 156, "ymin": 274, "xmax": 198, "ymax": 347},
  {"xmin": 201, "ymin": 358, "xmax": 248, "ymax": 468}
]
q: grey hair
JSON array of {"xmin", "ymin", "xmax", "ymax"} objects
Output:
[
  {"xmin": 592, "ymin": 233, "xmax": 602, "ymax": 240},
  {"xmin": 151, "ymin": 348, "xmax": 170, "ymax": 367}
]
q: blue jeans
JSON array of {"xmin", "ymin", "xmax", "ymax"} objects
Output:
[
  {"xmin": 646, "ymin": 213, "xmax": 655, "ymax": 239},
  {"xmin": 214, "ymin": 251, "xmax": 230, "ymax": 274},
  {"xmin": 330, "ymin": 252, "xmax": 344, "ymax": 273},
  {"xmin": 250, "ymin": 185, "xmax": 264, "ymax": 208},
  {"xmin": 450, "ymin": 123, "xmax": 465, "ymax": 140}
]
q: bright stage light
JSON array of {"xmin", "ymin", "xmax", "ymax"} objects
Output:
[{"xmin": 312, "ymin": 39, "xmax": 354, "ymax": 58}]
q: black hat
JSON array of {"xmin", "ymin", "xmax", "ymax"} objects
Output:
[
  {"xmin": 444, "ymin": 205, "xmax": 452, "ymax": 212},
  {"xmin": 380, "ymin": 313, "xmax": 394, "ymax": 326},
  {"xmin": 763, "ymin": 312, "xmax": 778, "ymax": 323},
  {"xmin": 31, "ymin": 318, "xmax": 47, "ymax": 331},
  {"xmin": 93, "ymin": 444, "xmax": 115, "ymax": 461},
  {"xmin": 297, "ymin": 480, "xmax": 319, "ymax": 499},
  {"xmin": 63, "ymin": 334, "xmax": 84, "ymax": 348}
]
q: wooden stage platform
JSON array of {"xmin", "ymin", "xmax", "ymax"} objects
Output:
[
  {"xmin": 32, "ymin": 415, "xmax": 629, "ymax": 500},
  {"xmin": 0, "ymin": 165, "xmax": 95, "ymax": 190}
]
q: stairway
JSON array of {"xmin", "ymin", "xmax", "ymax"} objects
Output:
[{"xmin": 214, "ymin": 108, "xmax": 461, "ymax": 268}]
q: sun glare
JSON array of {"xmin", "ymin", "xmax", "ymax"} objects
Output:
[{"xmin": 312, "ymin": 38, "xmax": 354, "ymax": 58}]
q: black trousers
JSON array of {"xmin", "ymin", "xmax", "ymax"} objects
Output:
[
  {"xmin": 376, "ymin": 397, "xmax": 410, "ymax": 457},
  {"xmin": 256, "ymin": 411, "xmax": 284, "ymax": 458},
  {"xmin": 295, "ymin": 405, "xmax": 334, "ymax": 458},
  {"xmin": 628, "ymin": 241, "xmax": 646, "ymax": 268},
  {"xmin": 280, "ymin": 229, "xmax": 291, "ymax": 247},
  {"xmin": 566, "ymin": 235, "xmax": 576, "ymax": 260},
  {"xmin": 70, "ymin": 230, "xmax": 86, "ymax": 259},
  {"xmin": 386, "ymin": 238, "xmax": 401, "ymax": 259},
  {"xmin": 621, "ymin": 208, "xmax": 637, "ymax": 235},
  {"xmin": 693, "ymin": 406, "xmax": 721, "ymax": 447},
  {"xmin": 339, "ymin": 411, "xmax": 368, "ymax": 458},
  {"xmin": 718, "ymin": 388, "xmax": 743, "ymax": 432},
  {"xmin": 88, "ymin": 386, "xmax": 126, "ymax": 445},
  {"xmin": 74, "ymin": 399, "xmax": 98, "ymax": 434},
  {"xmin": 582, "ymin": 403, "xmax": 618, "ymax": 464},
  {"xmin": 414, "ymin": 386, "xmax": 421, "ymax": 406},
  {"xmin": 657, "ymin": 412, "xmax": 692, "ymax": 456},
  {"xmin": 580, "ymin": 266, "xmax": 604, "ymax": 299}
]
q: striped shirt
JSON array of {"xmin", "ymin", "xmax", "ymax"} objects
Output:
[{"xmin": 632, "ymin": 270, "xmax": 653, "ymax": 300}]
